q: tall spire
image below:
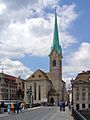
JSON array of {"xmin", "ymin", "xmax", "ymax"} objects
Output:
[{"xmin": 51, "ymin": 7, "xmax": 61, "ymax": 54}]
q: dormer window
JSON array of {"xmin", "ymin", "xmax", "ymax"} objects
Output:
[{"xmin": 53, "ymin": 59, "xmax": 56, "ymax": 67}]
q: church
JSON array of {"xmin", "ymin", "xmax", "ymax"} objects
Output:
[{"xmin": 24, "ymin": 9, "xmax": 66, "ymax": 106}]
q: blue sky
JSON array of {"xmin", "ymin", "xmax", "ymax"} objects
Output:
[{"xmin": 0, "ymin": 0, "xmax": 90, "ymax": 87}]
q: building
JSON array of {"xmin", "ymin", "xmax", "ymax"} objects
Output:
[
  {"xmin": 0, "ymin": 72, "xmax": 25, "ymax": 100},
  {"xmin": 71, "ymin": 70, "xmax": 90, "ymax": 110},
  {"xmin": 24, "ymin": 9, "xmax": 66, "ymax": 105}
]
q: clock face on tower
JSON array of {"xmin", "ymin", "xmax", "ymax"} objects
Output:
[{"xmin": 53, "ymin": 51, "xmax": 57, "ymax": 57}]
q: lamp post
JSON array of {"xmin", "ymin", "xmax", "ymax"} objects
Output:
[{"xmin": 27, "ymin": 87, "xmax": 32, "ymax": 108}]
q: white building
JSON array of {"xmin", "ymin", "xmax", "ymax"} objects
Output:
[{"xmin": 71, "ymin": 71, "xmax": 90, "ymax": 110}]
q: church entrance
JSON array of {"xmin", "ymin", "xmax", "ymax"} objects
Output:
[{"xmin": 50, "ymin": 97, "xmax": 54, "ymax": 106}]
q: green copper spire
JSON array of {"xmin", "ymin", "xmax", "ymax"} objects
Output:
[{"xmin": 51, "ymin": 7, "xmax": 61, "ymax": 54}]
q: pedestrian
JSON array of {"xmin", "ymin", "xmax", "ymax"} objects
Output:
[
  {"xmin": 14, "ymin": 102, "xmax": 17, "ymax": 113},
  {"xmin": 68, "ymin": 102, "xmax": 71, "ymax": 110},
  {"xmin": 16, "ymin": 101, "xmax": 21, "ymax": 113},
  {"xmin": 59, "ymin": 101, "xmax": 62, "ymax": 111},
  {"xmin": 11, "ymin": 102, "xmax": 14, "ymax": 113},
  {"xmin": 20, "ymin": 102, "xmax": 25, "ymax": 112},
  {"xmin": 7, "ymin": 102, "xmax": 10, "ymax": 114},
  {"xmin": 0, "ymin": 101, "xmax": 4, "ymax": 113},
  {"xmin": 62, "ymin": 101, "xmax": 65, "ymax": 111}
]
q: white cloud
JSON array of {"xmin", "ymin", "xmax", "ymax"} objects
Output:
[
  {"xmin": 42, "ymin": 0, "xmax": 59, "ymax": 7},
  {"xmin": 0, "ymin": 1, "xmax": 79, "ymax": 82},
  {"xmin": 60, "ymin": 32, "xmax": 76, "ymax": 48},
  {"xmin": 0, "ymin": 3, "xmax": 6, "ymax": 14},
  {"xmin": 58, "ymin": 4, "xmax": 78, "ymax": 30},
  {"xmin": 0, "ymin": 3, "xmax": 78, "ymax": 59},
  {"xmin": 63, "ymin": 42, "xmax": 90, "ymax": 78},
  {"xmin": 0, "ymin": 59, "xmax": 32, "ymax": 79}
]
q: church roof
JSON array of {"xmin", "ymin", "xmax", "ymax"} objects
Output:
[
  {"xmin": 26, "ymin": 69, "xmax": 50, "ymax": 81},
  {"xmin": 51, "ymin": 8, "xmax": 61, "ymax": 54}
]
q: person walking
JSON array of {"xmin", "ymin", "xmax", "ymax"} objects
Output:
[
  {"xmin": 16, "ymin": 101, "xmax": 21, "ymax": 113},
  {"xmin": 11, "ymin": 102, "xmax": 14, "ymax": 113},
  {"xmin": 0, "ymin": 101, "xmax": 4, "ymax": 113},
  {"xmin": 62, "ymin": 101, "xmax": 65, "ymax": 111},
  {"xmin": 7, "ymin": 102, "xmax": 10, "ymax": 114},
  {"xmin": 59, "ymin": 101, "xmax": 62, "ymax": 111}
]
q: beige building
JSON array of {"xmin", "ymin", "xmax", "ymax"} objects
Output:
[
  {"xmin": 24, "ymin": 10, "xmax": 66, "ymax": 105},
  {"xmin": 0, "ymin": 72, "xmax": 25, "ymax": 100},
  {"xmin": 71, "ymin": 70, "xmax": 90, "ymax": 110}
]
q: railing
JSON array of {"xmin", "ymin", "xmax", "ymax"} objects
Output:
[{"xmin": 72, "ymin": 108, "xmax": 86, "ymax": 120}]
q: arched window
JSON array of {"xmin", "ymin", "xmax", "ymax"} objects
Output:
[
  {"xmin": 53, "ymin": 60, "xmax": 56, "ymax": 67},
  {"xmin": 82, "ymin": 104, "xmax": 85, "ymax": 109}
]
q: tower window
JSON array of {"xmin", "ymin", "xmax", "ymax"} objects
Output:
[{"xmin": 53, "ymin": 60, "xmax": 56, "ymax": 67}]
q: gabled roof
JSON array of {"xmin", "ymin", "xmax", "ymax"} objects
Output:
[
  {"xmin": 75, "ymin": 70, "xmax": 90, "ymax": 81},
  {"xmin": 26, "ymin": 69, "xmax": 50, "ymax": 81}
]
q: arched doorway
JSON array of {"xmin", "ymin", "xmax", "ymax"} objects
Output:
[
  {"xmin": 50, "ymin": 97, "xmax": 54, "ymax": 106},
  {"xmin": 76, "ymin": 104, "xmax": 79, "ymax": 110}
]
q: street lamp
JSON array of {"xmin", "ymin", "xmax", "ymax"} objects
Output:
[{"xmin": 26, "ymin": 87, "xmax": 32, "ymax": 107}]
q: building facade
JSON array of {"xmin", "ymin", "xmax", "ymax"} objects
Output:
[
  {"xmin": 24, "ymin": 9, "xmax": 66, "ymax": 105},
  {"xmin": 71, "ymin": 71, "xmax": 90, "ymax": 110},
  {"xmin": 0, "ymin": 72, "xmax": 25, "ymax": 100}
]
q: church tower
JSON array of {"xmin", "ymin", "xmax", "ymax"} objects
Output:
[{"xmin": 49, "ymin": 8, "xmax": 63, "ymax": 101}]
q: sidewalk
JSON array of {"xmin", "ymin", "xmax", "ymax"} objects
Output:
[{"xmin": 49, "ymin": 107, "xmax": 74, "ymax": 120}]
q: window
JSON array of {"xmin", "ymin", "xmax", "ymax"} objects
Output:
[
  {"xmin": 39, "ymin": 75, "xmax": 41, "ymax": 77},
  {"xmin": 88, "ymin": 104, "xmax": 90, "ymax": 109},
  {"xmin": 76, "ymin": 93, "xmax": 79, "ymax": 101},
  {"xmin": 88, "ymin": 87, "xmax": 90, "ymax": 92},
  {"xmin": 22, "ymin": 83, "xmax": 24, "ymax": 89},
  {"xmin": 82, "ymin": 104, "xmax": 85, "ymax": 109},
  {"xmin": 82, "ymin": 87, "xmax": 85, "ymax": 91},
  {"xmin": 88, "ymin": 93, "xmax": 90, "ymax": 100},
  {"xmin": 82, "ymin": 92, "xmax": 86, "ymax": 101},
  {"xmin": 53, "ymin": 60, "xmax": 56, "ymax": 67},
  {"xmin": 76, "ymin": 87, "xmax": 79, "ymax": 91},
  {"xmin": 34, "ymin": 83, "xmax": 36, "ymax": 100},
  {"xmin": 32, "ymin": 75, "xmax": 34, "ymax": 77},
  {"xmin": 38, "ymin": 85, "xmax": 41, "ymax": 100}
]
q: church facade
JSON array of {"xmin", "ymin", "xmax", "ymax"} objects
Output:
[{"xmin": 24, "ymin": 10, "xmax": 66, "ymax": 105}]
